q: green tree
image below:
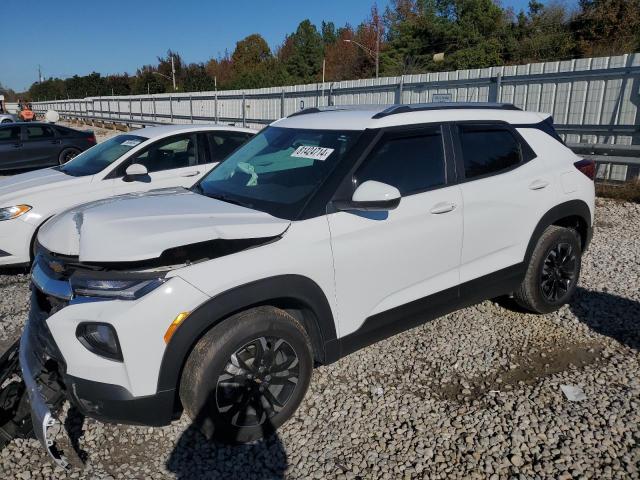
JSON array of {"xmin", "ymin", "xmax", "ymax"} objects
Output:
[
  {"xmin": 572, "ymin": 0, "xmax": 640, "ymax": 56},
  {"xmin": 282, "ymin": 20, "xmax": 324, "ymax": 83}
]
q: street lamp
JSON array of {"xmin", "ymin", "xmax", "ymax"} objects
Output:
[
  {"xmin": 344, "ymin": 20, "xmax": 380, "ymax": 79},
  {"xmin": 152, "ymin": 55, "xmax": 177, "ymax": 90}
]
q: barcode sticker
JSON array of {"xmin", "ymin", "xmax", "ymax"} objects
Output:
[{"xmin": 291, "ymin": 146, "xmax": 334, "ymax": 161}]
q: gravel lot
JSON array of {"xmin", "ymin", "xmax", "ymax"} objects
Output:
[{"xmin": 0, "ymin": 198, "xmax": 638, "ymax": 479}]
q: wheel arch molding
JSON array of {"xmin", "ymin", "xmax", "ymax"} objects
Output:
[
  {"xmin": 156, "ymin": 274, "xmax": 337, "ymax": 394},
  {"xmin": 524, "ymin": 199, "xmax": 593, "ymax": 264}
]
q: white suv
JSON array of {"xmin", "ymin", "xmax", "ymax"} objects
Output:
[{"xmin": 16, "ymin": 103, "xmax": 595, "ymax": 467}]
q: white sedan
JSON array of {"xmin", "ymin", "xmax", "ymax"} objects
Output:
[{"xmin": 0, "ymin": 124, "xmax": 255, "ymax": 266}]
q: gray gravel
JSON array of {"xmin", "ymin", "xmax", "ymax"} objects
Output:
[{"xmin": 0, "ymin": 198, "xmax": 638, "ymax": 479}]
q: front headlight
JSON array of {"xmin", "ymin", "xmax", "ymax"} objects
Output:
[
  {"xmin": 70, "ymin": 272, "xmax": 165, "ymax": 300},
  {"xmin": 0, "ymin": 205, "xmax": 32, "ymax": 221}
]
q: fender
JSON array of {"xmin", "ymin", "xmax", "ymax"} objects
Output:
[
  {"xmin": 156, "ymin": 274, "xmax": 337, "ymax": 393},
  {"xmin": 524, "ymin": 199, "xmax": 592, "ymax": 264}
]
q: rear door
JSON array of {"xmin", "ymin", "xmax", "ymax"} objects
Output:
[
  {"xmin": 453, "ymin": 123, "xmax": 556, "ymax": 284},
  {"xmin": 328, "ymin": 125, "xmax": 463, "ymax": 338},
  {"xmin": 0, "ymin": 125, "xmax": 24, "ymax": 170},
  {"xmin": 109, "ymin": 132, "xmax": 205, "ymax": 194},
  {"xmin": 20, "ymin": 125, "xmax": 59, "ymax": 167}
]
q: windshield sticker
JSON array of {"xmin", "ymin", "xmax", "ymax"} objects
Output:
[
  {"xmin": 121, "ymin": 139, "xmax": 142, "ymax": 147},
  {"xmin": 291, "ymin": 146, "xmax": 334, "ymax": 161}
]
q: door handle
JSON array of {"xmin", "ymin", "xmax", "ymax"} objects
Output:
[
  {"xmin": 529, "ymin": 179, "xmax": 549, "ymax": 190},
  {"xmin": 12, "ymin": 143, "xmax": 21, "ymax": 148},
  {"xmin": 50, "ymin": 140, "xmax": 61, "ymax": 144},
  {"xmin": 181, "ymin": 171, "xmax": 200, "ymax": 177},
  {"xmin": 430, "ymin": 202, "xmax": 457, "ymax": 214}
]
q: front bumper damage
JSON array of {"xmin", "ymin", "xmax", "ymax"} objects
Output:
[{"xmin": 19, "ymin": 317, "xmax": 81, "ymax": 469}]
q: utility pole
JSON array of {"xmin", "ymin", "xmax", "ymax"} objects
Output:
[
  {"xmin": 37, "ymin": 65, "xmax": 42, "ymax": 83},
  {"xmin": 375, "ymin": 18, "xmax": 380, "ymax": 79},
  {"xmin": 171, "ymin": 55, "xmax": 176, "ymax": 91},
  {"xmin": 321, "ymin": 58, "xmax": 326, "ymax": 107}
]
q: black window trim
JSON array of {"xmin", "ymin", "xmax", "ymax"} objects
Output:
[
  {"xmin": 105, "ymin": 132, "xmax": 200, "ymax": 179},
  {"xmin": 450, "ymin": 121, "xmax": 537, "ymax": 184}
]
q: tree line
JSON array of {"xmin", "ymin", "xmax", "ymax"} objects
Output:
[{"xmin": 14, "ymin": 0, "xmax": 640, "ymax": 101}]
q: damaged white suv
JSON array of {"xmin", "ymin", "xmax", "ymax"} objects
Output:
[{"xmin": 16, "ymin": 103, "xmax": 595, "ymax": 467}]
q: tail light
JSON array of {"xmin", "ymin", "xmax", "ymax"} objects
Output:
[
  {"xmin": 87, "ymin": 134, "xmax": 97, "ymax": 145},
  {"xmin": 574, "ymin": 159, "xmax": 595, "ymax": 180}
]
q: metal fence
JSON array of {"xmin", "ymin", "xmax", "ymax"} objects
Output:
[{"xmin": 32, "ymin": 52, "xmax": 640, "ymax": 146}]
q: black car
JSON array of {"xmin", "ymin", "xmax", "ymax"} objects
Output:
[{"xmin": 0, "ymin": 122, "xmax": 96, "ymax": 171}]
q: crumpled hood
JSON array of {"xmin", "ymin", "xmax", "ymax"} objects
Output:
[
  {"xmin": 38, "ymin": 188, "xmax": 290, "ymax": 263},
  {"xmin": 0, "ymin": 168, "xmax": 81, "ymax": 203}
]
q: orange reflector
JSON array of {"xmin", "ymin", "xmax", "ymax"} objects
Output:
[{"xmin": 164, "ymin": 312, "xmax": 190, "ymax": 344}]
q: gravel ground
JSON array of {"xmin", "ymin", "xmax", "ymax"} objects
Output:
[{"xmin": 0, "ymin": 198, "xmax": 638, "ymax": 479}]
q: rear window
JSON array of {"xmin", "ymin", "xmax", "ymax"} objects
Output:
[
  {"xmin": 26, "ymin": 125, "xmax": 55, "ymax": 140},
  {"xmin": 460, "ymin": 126, "xmax": 522, "ymax": 179}
]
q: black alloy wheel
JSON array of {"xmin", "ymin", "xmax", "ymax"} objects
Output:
[
  {"xmin": 540, "ymin": 242, "xmax": 578, "ymax": 302},
  {"xmin": 216, "ymin": 336, "xmax": 300, "ymax": 427}
]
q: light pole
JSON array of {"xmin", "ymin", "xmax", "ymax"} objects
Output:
[
  {"xmin": 152, "ymin": 71, "xmax": 177, "ymax": 90},
  {"xmin": 344, "ymin": 38, "xmax": 379, "ymax": 78}
]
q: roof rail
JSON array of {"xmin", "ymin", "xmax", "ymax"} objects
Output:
[
  {"xmin": 287, "ymin": 107, "xmax": 323, "ymax": 118},
  {"xmin": 371, "ymin": 102, "xmax": 520, "ymax": 119}
]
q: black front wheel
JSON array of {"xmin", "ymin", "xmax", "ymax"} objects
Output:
[
  {"xmin": 514, "ymin": 225, "xmax": 582, "ymax": 313},
  {"xmin": 180, "ymin": 306, "xmax": 313, "ymax": 443}
]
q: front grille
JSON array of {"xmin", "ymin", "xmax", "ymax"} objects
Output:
[{"xmin": 34, "ymin": 243, "xmax": 83, "ymax": 282}]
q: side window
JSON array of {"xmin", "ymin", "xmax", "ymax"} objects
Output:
[
  {"xmin": 355, "ymin": 127, "xmax": 446, "ymax": 196},
  {"xmin": 0, "ymin": 126, "xmax": 20, "ymax": 142},
  {"xmin": 459, "ymin": 126, "xmax": 522, "ymax": 179},
  {"xmin": 206, "ymin": 132, "xmax": 252, "ymax": 163},
  {"xmin": 26, "ymin": 125, "xmax": 55, "ymax": 140},
  {"xmin": 128, "ymin": 133, "xmax": 197, "ymax": 173}
]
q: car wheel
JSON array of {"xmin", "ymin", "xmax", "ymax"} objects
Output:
[
  {"xmin": 58, "ymin": 148, "xmax": 81, "ymax": 165},
  {"xmin": 180, "ymin": 306, "xmax": 313, "ymax": 444},
  {"xmin": 1, "ymin": 119, "xmax": 12, "ymax": 124},
  {"xmin": 514, "ymin": 225, "xmax": 582, "ymax": 314}
]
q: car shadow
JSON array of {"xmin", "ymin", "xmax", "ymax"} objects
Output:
[
  {"xmin": 165, "ymin": 395, "xmax": 288, "ymax": 479},
  {"xmin": 569, "ymin": 287, "xmax": 640, "ymax": 351},
  {"xmin": 495, "ymin": 287, "xmax": 640, "ymax": 352}
]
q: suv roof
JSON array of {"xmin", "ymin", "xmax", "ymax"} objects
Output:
[{"xmin": 273, "ymin": 103, "xmax": 550, "ymax": 131}]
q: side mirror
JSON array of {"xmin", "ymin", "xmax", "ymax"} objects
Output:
[
  {"xmin": 124, "ymin": 163, "xmax": 149, "ymax": 182},
  {"xmin": 335, "ymin": 180, "xmax": 401, "ymax": 212}
]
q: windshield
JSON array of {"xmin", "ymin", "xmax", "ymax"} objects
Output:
[
  {"xmin": 60, "ymin": 134, "xmax": 147, "ymax": 176},
  {"xmin": 196, "ymin": 126, "xmax": 362, "ymax": 219}
]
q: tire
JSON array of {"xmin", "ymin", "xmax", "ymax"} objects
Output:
[
  {"xmin": 1, "ymin": 119, "xmax": 12, "ymax": 124},
  {"xmin": 58, "ymin": 148, "xmax": 81, "ymax": 165},
  {"xmin": 514, "ymin": 225, "xmax": 582, "ymax": 314},
  {"xmin": 180, "ymin": 306, "xmax": 313, "ymax": 444}
]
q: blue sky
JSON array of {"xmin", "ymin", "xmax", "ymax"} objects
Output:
[{"xmin": 0, "ymin": 0, "xmax": 575, "ymax": 91}]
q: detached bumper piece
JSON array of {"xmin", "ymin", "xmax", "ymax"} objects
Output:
[
  {"xmin": 18, "ymin": 302, "xmax": 83, "ymax": 469},
  {"xmin": 0, "ymin": 340, "xmax": 32, "ymax": 447}
]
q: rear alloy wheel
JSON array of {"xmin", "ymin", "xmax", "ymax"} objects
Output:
[
  {"xmin": 514, "ymin": 225, "xmax": 582, "ymax": 313},
  {"xmin": 58, "ymin": 148, "xmax": 81, "ymax": 165},
  {"xmin": 540, "ymin": 242, "xmax": 577, "ymax": 302},
  {"xmin": 180, "ymin": 306, "xmax": 313, "ymax": 443}
]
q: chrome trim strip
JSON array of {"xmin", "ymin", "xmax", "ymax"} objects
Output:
[{"xmin": 31, "ymin": 261, "xmax": 73, "ymax": 301}]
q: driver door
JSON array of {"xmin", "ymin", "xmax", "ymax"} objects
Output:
[{"xmin": 109, "ymin": 133, "xmax": 206, "ymax": 195}]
